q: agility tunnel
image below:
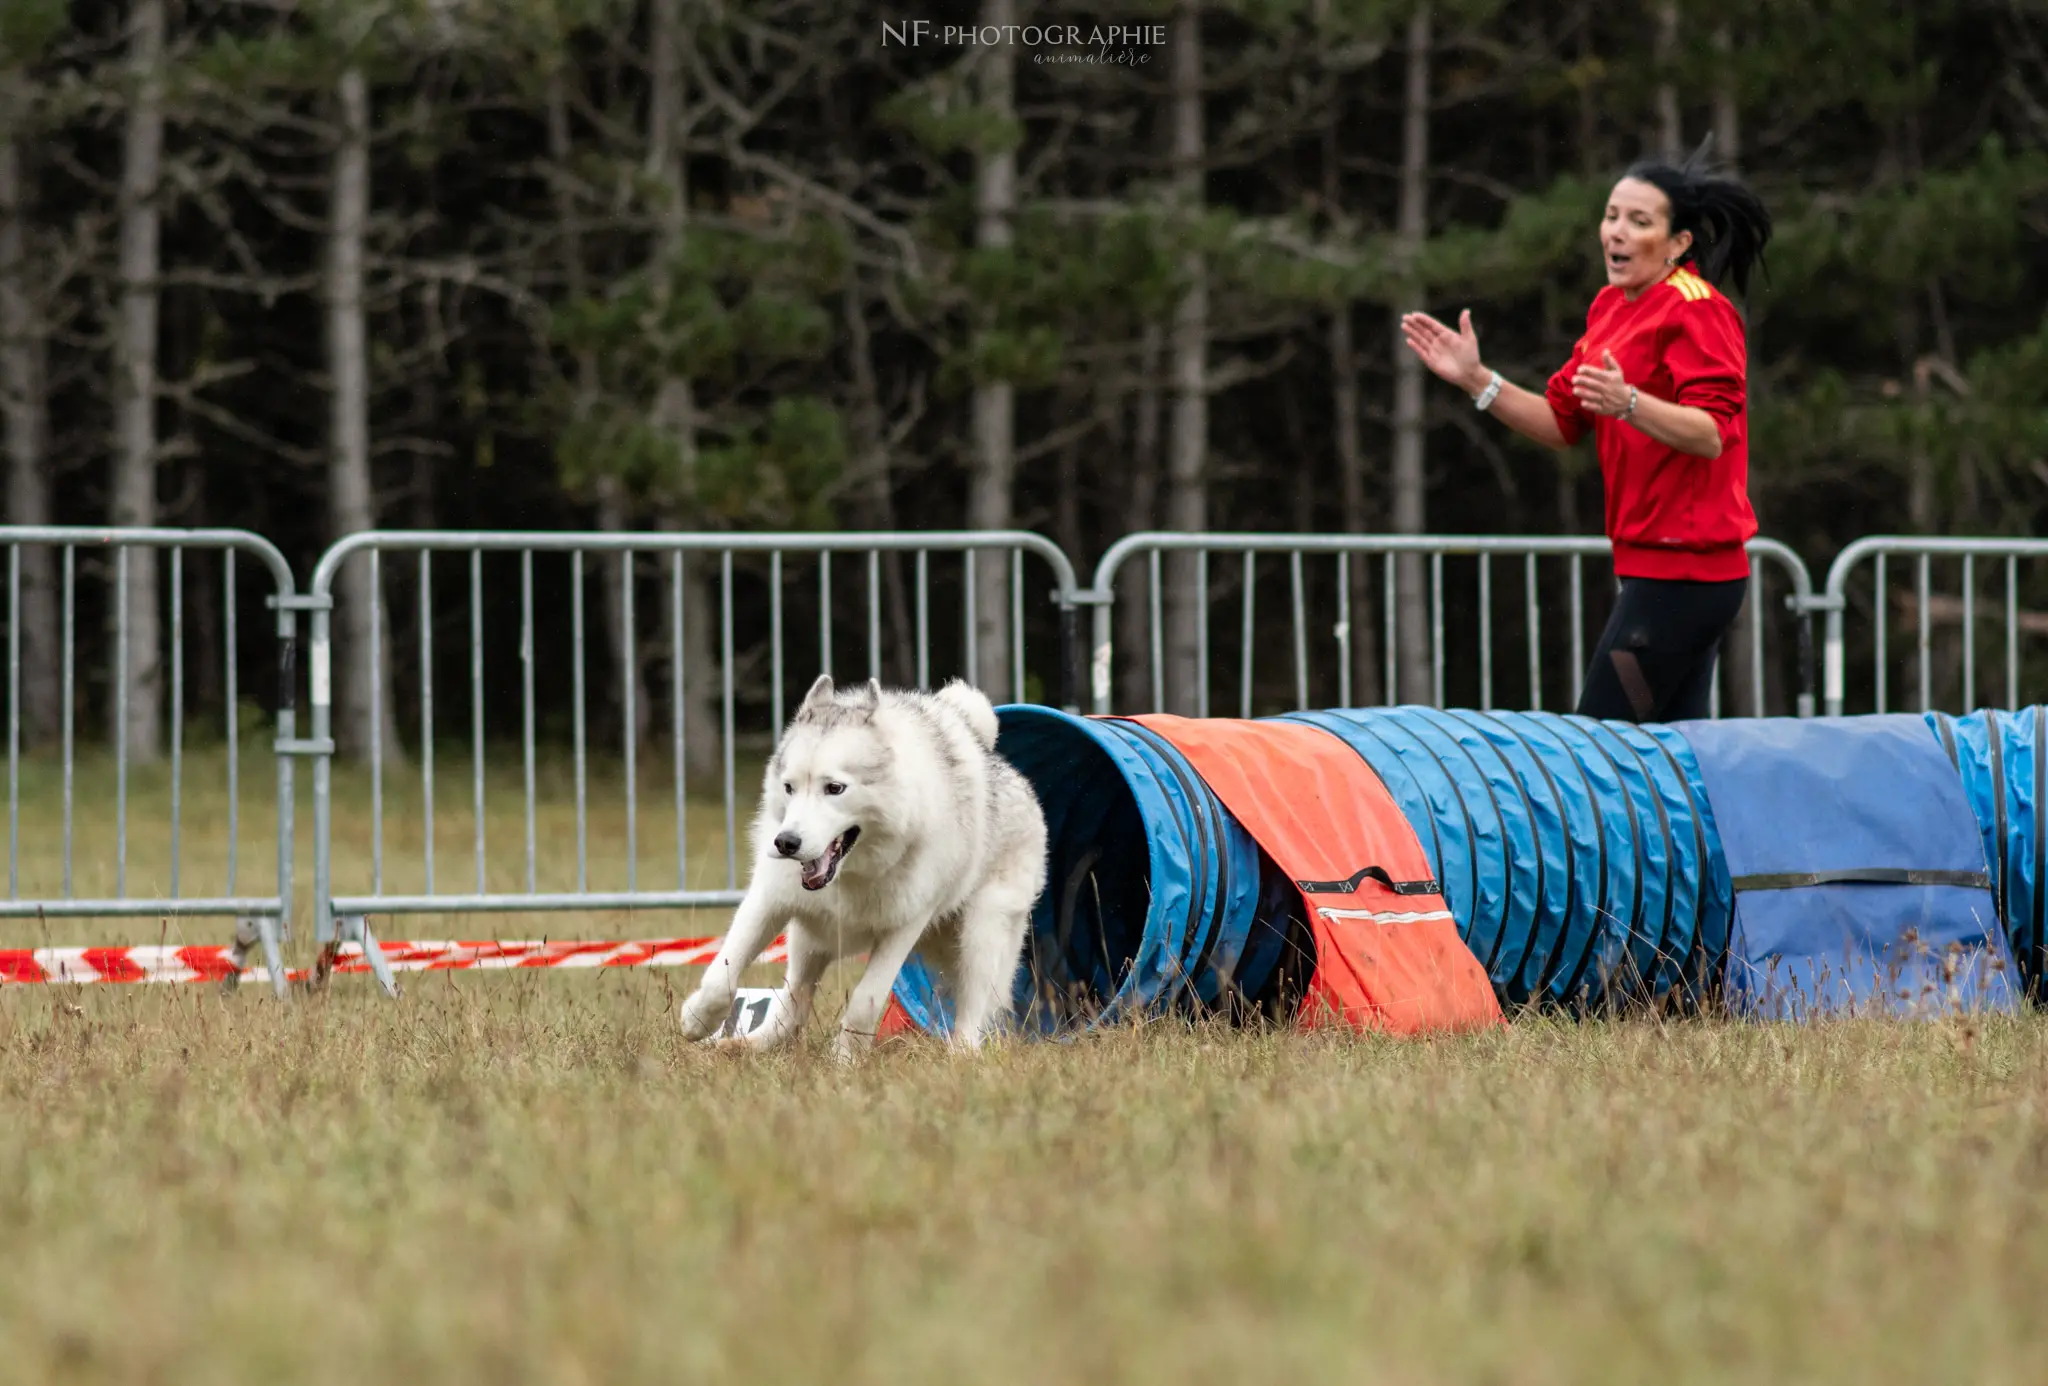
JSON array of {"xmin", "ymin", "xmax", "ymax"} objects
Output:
[
  {"xmin": 888, "ymin": 705, "xmax": 2033, "ymax": 1038},
  {"xmin": 1926, "ymin": 708, "xmax": 2046, "ymax": 998}
]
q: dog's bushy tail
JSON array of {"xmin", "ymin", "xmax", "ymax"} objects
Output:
[{"xmin": 935, "ymin": 678, "xmax": 999, "ymax": 750}]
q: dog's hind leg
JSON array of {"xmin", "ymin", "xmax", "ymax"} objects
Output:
[
  {"xmin": 831, "ymin": 924, "xmax": 924, "ymax": 1064},
  {"xmin": 679, "ymin": 893, "xmax": 786, "ymax": 1041},
  {"xmin": 740, "ymin": 925, "xmax": 831, "ymax": 1051},
  {"xmin": 949, "ymin": 882, "xmax": 1035, "ymax": 1048}
]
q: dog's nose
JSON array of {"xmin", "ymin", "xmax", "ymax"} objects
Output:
[{"xmin": 773, "ymin": 830, "xmax": 802, "ymax": 858}]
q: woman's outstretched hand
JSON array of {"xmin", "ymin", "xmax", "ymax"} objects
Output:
[{"xmin": 1400, "ymin": 309, "xmax": 1487, "ymax": 394}]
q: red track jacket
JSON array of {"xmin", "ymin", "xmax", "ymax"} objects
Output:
[{"xmin": 1545, "ymin": 265, "xmax": 1758, "ymax": 582}]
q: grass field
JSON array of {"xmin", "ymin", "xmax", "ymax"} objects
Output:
[{"xmin": 5, "ymin": 748, "xmax": 2048, "ymax": 1383}]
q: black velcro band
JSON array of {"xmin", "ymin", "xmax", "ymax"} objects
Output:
[
  {"xmin": 1732, "ymin": 868, "xmax": 1992, "ymax": 892},
  {"xmin": 1295, "ymin": 865, "xmax": 1442, "ymax": 896}
]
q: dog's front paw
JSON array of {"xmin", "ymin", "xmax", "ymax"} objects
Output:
[
  {"xmin": 678, "ymin": 986, "xmax": 734, "ymax": 1041},
  {"xmin": 830, "ymin": 1028, "xmax": 874, "ymax": 1066}
]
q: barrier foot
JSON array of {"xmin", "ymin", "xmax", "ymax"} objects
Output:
[
  {"xmin": 222, "ymin": 916, "xmax": 290, "ymax": 1000},
  {"xmin": 339, "ymin": 915, "xmax": 401, "ymax": 999},
  {"xmin": 256, "ymin": 917, "xmax": 289, "ymax": 1000}
]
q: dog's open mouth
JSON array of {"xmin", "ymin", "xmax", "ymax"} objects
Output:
[{"xmin": 799, "ymin": 827, "xmax": 860, "ymax": 891}]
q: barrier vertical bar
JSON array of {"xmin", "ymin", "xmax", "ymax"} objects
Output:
[
  {"xmin": 867, "ymin": 551, "xmax": 882, "ymax": 682},
  {"xmin": 521, "ymin": 550, "xmax": 536, "ymax": 895},
  {"xmin": 721, "ymin": 550, "xmax": 736, "ymax": 890},
  {"xmin": 1569, "ymin": 554, "xmax": 1584, "ymax": 710},
  {"xmin": 571, "ymin": 551, "xmax": 586, "ymax": 893},
  {"xmin": 819, "ymin": 550, "xmax": 833, "ymax": 679},
  {"xmin": 5, "ymin": 545, "xmax": 15, "ymax": 899},
  {"xmin": 1525, "ymin": 553, "xmax": 1541, "ymax": 712},
  {"xmin": 622, "ymin": 549, "xmax": 636, "ymax": 894},
  {"xmin": 1148, "ymin": 551, "xmax": 1163, "ymax": 713},
  {"xmin": 671, "ymin": 551, "xmax": 686, "ymax": 891},
  {"xmin": 1011, "ymin": 549, "xmax": 1025, "ymax": 706},
  {"xmin": 170, "ymin": 548, "xmax": 183, "ymax": 898},
  {"xmin": 1874, "ymin": 553, "xmax": 1887, "ymax": 714},
  {"xmin": 420, "ymin": 551, "xmax": 436, "ymax": 894},
  {"xmin": 272, "ymin": 567, "xmax": 297, "ymax": 971},
  {"xmin": 1238, "ymin": 551, "xmax": 1254, "ymax": 719},
  {"xmin": 1336, "ymin": 552, "xmax": 1352, "ymax": 709},
  {"xmin": 60, "ymin": 545, "xmax": 72, "ymax": 898},
  {"xmin": 1918, "ymin": 554, "xmax": 1931, "ymax": 713},
  {"xmin": 1383, "ymin": 552, "xmax": 1395, "ymax": 708},
  {"xmin": 1289, "ymin": 551, "xmax": 1309, "ymax": 711},
  {"xmin": 1962, "ymin": 553, "xmax": 1975, "ymax": 713},
  {"xmin": 915, "ymin": 550, "xmax": 929, "ymax": 688},
  {"xmin": 225, "ymin": 553, "xmax": 238, "ymax": 895},
  {"xmin": 1431, "ymin": 552, "xmax": 1445, "ymax": 709},
  {"xmin": 2008, "ymin": 555, "xmax": 2020, "ymax": 711},
  {"xmin": 770, "ymin": 551, "xmax": 783, "ymax": 733},
  {"xmin": 1196, "ymin": 554, "xmax": 1210, "ymax": 720},
  {"xmin": 470, "ymin": 549, "xmax": 485, "ymax": 897},
  {"xmin": 1748, "ymin": 554, "xmax": 1764, "ymax": 716},
  {"xmin": 1478, "ymin": 552, "xmax": 1492, "ymax": 711},
  {"xmin": 369, "ymin": 549, "xmax": 382, "ymax": 895},
  {"xmin": 115, "ymin": 546, "xmax": 128, "ymax": 898},
  {"xmin": 964, "ymin": 550, "xmax": 978, "ymax": 686}
]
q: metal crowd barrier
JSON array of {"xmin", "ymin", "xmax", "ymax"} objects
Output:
[
  {"xmin": 1082, "ymin": 533, "xmax": 1819, "ymax": 719},
  {"xmin": 1819, "ymin": 536, "xmax": 2048, "ymax": 716},
  {"xmin": 50, "ymin": 522, "xmax": 2030, "ymax": 1003},
  {"xmin": 301, "ymin": 531, "xmax": 1082, "ymax": 994},
  {"xmin": 0, "ymin": 526, "xmax": 299, "ymax": 995}
]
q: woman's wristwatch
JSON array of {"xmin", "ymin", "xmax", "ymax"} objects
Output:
[{"xmin": 1473, "ymin": 370, "xmax": 1504, "ymax": 412}]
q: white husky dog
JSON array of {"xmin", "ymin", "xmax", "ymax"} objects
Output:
[{"xmin": 678, "ymin": 674, "xmax": 1048, "ymax": 1060}]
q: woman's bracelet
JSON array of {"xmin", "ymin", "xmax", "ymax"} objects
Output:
[{"xmin": 1620, "ymin": 386, "xmax": 1639, "ymax": 421}]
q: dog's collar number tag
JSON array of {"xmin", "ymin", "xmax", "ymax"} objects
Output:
[{"xmin": 719, "ymin": 987, "xmax": 782, "ymax": 1040}]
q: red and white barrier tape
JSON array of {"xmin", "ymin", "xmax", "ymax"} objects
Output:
[{"xmin": 0, "ymin": 935, "xmax": 785, "ymax": 986}]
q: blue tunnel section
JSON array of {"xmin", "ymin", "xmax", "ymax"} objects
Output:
[
  {"xmin": 1685, "ymin": 714, "xmax": 2019, "ymax": 1018},
  {"xmin": 889, "ymin": 703, "xmax": 2048, "ymax": 1035},
  {"xmin": 1928, "ymin": 708, "xmax": 2047, "ymax": 998},
  {"xmin": 889, "ymin": 706, "xmax": 1298, "ymax": 1036},
  {"xmin": 1282, "ymin": 708, "xmax": 1731, "ymax": 1012}
]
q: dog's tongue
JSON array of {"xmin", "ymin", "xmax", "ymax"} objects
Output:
[
  {"xmin": 800, "ymin": 854, "xmax": 833, "ymax": 890},
  {"xmin": 800, "ymin": 833, "xmax": 846, "ymax": 891}
]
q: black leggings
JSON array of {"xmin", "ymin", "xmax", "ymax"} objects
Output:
[{"xmin": 1575, "ymin": 576, "xmax": 1748, "ymax": 724}]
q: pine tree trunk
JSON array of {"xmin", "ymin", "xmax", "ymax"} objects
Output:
[
  {"xmin": 842, "ymin": 284, "xmax": 913, "ymax": 685},
  {"xmin": 649, "ymin": 0, "xmax": 717, "ymax": 781},
  {"xmin": 1163, "ymin": 1, "xmax": 1208, "ymax": 716},
  {"xmin": 0, "ymin": 75, "xmax": 58, "ymax": 744},
  {"xmin": 967, "ymin": 0, "xmax": 1017, "ymax": 695},
  {"xmin": 112, "ymin": 0, "xmax": 165, "ymax": 761},
  {"xmin": 327, "ymin": 66, "xmax": 403, "ymax": 762},
  {"xmin": 550, "ymin": 67, "xmax": 648, "ymax": 752},
  {"xmin": 1654, "ymin": 1, "xmax": 1682, "ymax": 160},
  {"xmin": 1330, "ymin": 305, "xmax": 1382, "ymax": 705},
  {"xmin": 1389, "ymin": 2, "xmax": 1432, "ymax": 704},
  {"xmin": 1117, "ymin": 323, "xmax": 1162, "ymax": 711}
]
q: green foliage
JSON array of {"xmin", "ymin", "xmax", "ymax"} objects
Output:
[
  {"xmin": 880, "ymin": 76, "xmax": 1023, "ymax": 159},
  {"xmin": 549, "ymin": 214, "xmax": 852, "ymax": 525},
  {"xmin": 0, "ymin": 0, "xmax": 64, "ymax": 70}
]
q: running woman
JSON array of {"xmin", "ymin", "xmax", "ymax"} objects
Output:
[{"xmin": 1400, "ymin": 154, "xmax": 1772, "ymax": 722}]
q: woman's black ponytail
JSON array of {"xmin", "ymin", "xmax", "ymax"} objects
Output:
[{"xmin": 1624, "ymin": 139, "xmax": 1773, "ymax": 297}]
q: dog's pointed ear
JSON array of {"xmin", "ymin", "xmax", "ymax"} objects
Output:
[
  {"xmin": 799, "ymin": 674, "xmax": 836, "ymax": 711},
  {"xmin": 850, "ymin": 678, "xmax": 881, "ymax": 709}
]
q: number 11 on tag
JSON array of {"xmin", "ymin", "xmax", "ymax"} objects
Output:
[{"xmin": 719, "ymin": 987, "xmax": 781, "ymax": 1040}]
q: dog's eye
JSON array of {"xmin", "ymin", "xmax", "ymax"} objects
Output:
[
  {"xmin": 782, "ymin": 782, "xmax": 794, "ymax": 796},
  {"xmin": 823, "ymin": 781, "xmax": 846, "ymax": 796}
]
